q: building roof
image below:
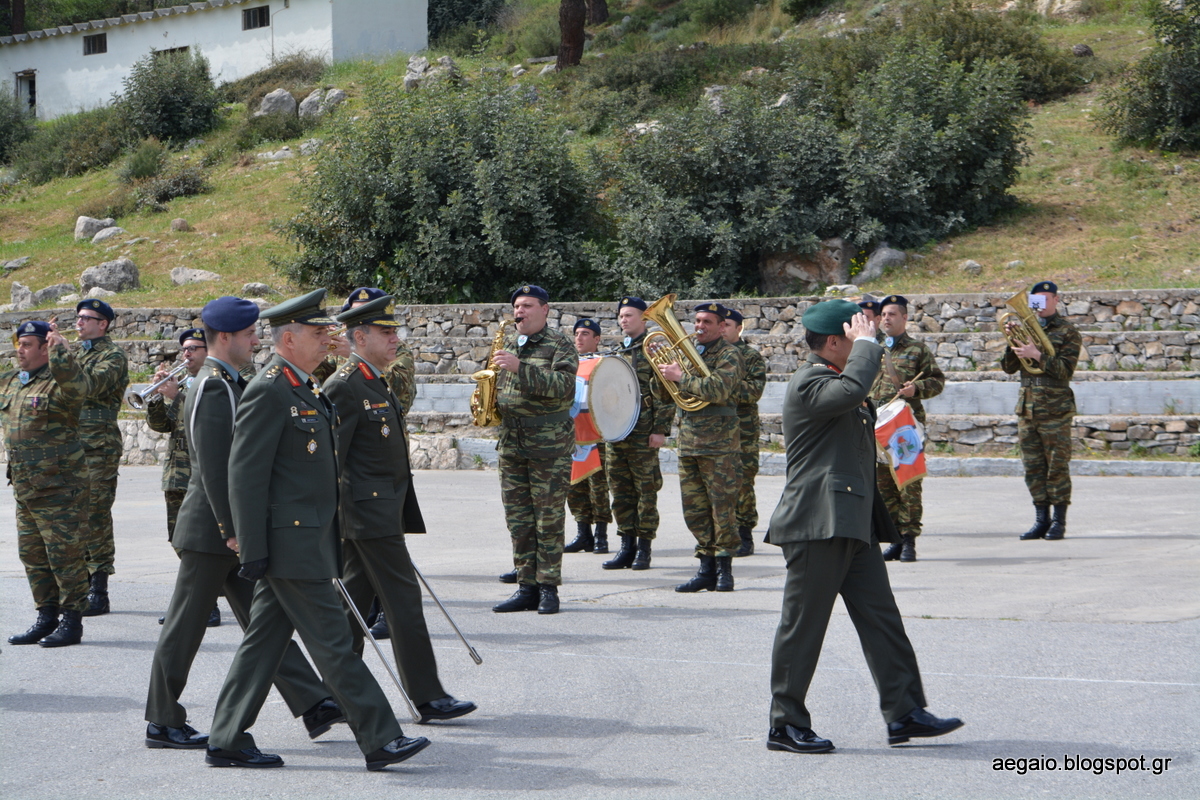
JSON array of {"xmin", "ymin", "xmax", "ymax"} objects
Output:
[{"xmin": 0, "ymin": 0, "xmax": 255, "ymax": 47}]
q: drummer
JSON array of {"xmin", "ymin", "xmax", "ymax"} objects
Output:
[{"xmin": 564, "ymin": 319, "xmax": 614, "ymax": 555}]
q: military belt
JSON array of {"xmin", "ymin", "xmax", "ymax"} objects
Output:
[
  {"xmin": 1020, "ymin": 376, "xmax": 1070, "ymax": 389},
  {"xmin": 80, "ymin": 407, "xmax": 119, "ymax": 422},
  {"xmin": 686, "ymin": 405, "xmax": 736, "ymax": 417},
  {"xmin": 8, "ymin": 442, "xmax": 83, "ymax": 464},
  {"xmin": 503, "ymin": 410, "xmax": 572, "ymax": 429}
]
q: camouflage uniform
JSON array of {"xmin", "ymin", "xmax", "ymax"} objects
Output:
[
  {"xmin": 0, "ymin": 344, "xmax": 91, "ymax": 611},
  {"xmin": 76, "ymin": 335, "xmax": 128, "ymax": 575},
  {"xmin": 604, "ymin": 332, "xmax": 674, "ymax": 540},
  {"xmin": 653, "ymin": 336, "xmax": 744, "ymax": 558},
  {"xmin": 733, "ymin": 340, "xmax": 766, "ymax": 531},
  {"xmin": 145, "ymin": 387, "xmax": 190, "ymax": 542},
  {"xmin": 868, "ymin": 332, "xmax": 946, "ymax": 539},
  {"xmin": 1002, "ymin": 314, "xmax": 1082, "ymax": 505},
  {"xmin": 496, "ymin": 326, "xmax": 578, "ymax": 586},
  {"xmin": 567, "ymin": 447, "xmax": 611, "ymax": 524}
]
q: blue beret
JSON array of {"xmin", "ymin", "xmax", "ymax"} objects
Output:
[
  {"xmin": 510, "ymin": 284, "xmax": 549, "ymax": 304},
  {"xmin": 617, "ymin": 296, "xmax": 647, "ymax": 312},
  {"xmin": 16, "ymin": 320, "xmax": 51, "ymax": 340},
  {"xmin": 724, "ymin": 307, "xmax": 744, "ymax": 324},
  {"xmin": 340, "ymin": 287, "xmax": 388, "ymax": 313},
  {"xmin": 881, "ymin": 295, "xmax": 908, "ymax": 309},
  {"xmin": 177, "ymin": 327, "xmax": 206, "ymax": 346},
  {"xmin": 802, "ymin": 299, "xmax": 861, "ymax": 335},
  {"xmin": 573, "ymin": 319, "xmax": 601, "ymax": 334},
  {"xmin": 77, "ymin": 299, "xmax": 114, "ymax": 321},
  {"xmin": 695, "ymin": 302, "xmax": 729, "ymax": 318},
  {"xmin": 201, "ymin": 296, "xmax": 261, "ymax": 332},
  {"xmin": 858, "ymin": 298, "xmax": 882, "ymax": 314},
  {"xmin": 1032, "ymin": 280, "xmax": 1058, "ymax": 294}
]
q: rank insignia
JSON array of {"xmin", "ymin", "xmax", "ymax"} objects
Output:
[
  {"xmin": 381, "ymin": 424, "xmax": 391, "ymax": 438},
  {"xmin": 307, "ymin": 439, "xmax": 318, "ymax": 454}
]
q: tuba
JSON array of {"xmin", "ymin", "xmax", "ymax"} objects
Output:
[
  {"xmin": 642, "ymin": 294, "xmax": 710, "ymax": 412},
  {"xmin": 998, "ymin": 290, "xmax": 1056, "ymax": 375},
  {"xmin": 469, "ymin": 319, "xmax": 513, "ymax": 427}
]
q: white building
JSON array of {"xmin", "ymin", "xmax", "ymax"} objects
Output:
[{"xmin": 0, "ymin": 0, "xmax": 427, "ymax": 120}]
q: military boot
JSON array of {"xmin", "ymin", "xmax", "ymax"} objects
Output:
[
  {"xmin": 882, "ymin": 540, "xmax": 903, "ymax": 560},
  {"xmin": 498, "ymin": 569, "xmax": 518, "ymax": 584},
  {"xmin": 39, "ymin": 610, "xmax": 83, "ymax": 647},
  {"xmin": 370, "ymin": 610, "xmax": 390, "ymax": 640},
  {"xmin": 83, "ymin": 572, "xmax": 110, "ymax": 617},
  {"xmin": 1020, "ymin": 505, "xmax": 1051, "ymax": 540},
  {"xmin": 899, "ymin": 535, "xmax": 916, "ymax": 562},
  {"xmin": 675, "ymin": 556, "xmax": 717, "ymax": 593},
  {"xmin": 537, "ymin": 584, "xmax": 560, "ymax": 615},
  {"xmin": 602, "ymin": 534, "xmax": 636, "ymax": 569},
  {"xmin": 715, "ymin": 557, "xmax": 734, "ymax": 592},
  {"xmin": 631, "ymin": 538, "xmax": 653, "ymax": 570},
  {"xmin": 564, "ymin": 521, "xmax": 594, "ymax": 553},
  {"xmin": 735, "ymin": 526, "xmax": 755, "ymax": 557},
  {"xmin": 592, "ymin": 522, "xmax": 609, "ymax": 554},
  {"xmin": 493, "ymin": 584, "xmax": 539, "ymax": 613},
  {"xmin": 1044, "ymin": 504, "xmax": 1068, "ymax": 540},
  {"xmin": 8, "ymin": 606, "xmax": 59, "ymax": 645}
]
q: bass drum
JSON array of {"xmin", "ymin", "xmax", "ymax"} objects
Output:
[{"xmin": 577, "ymin": 356, "xmax": 641, "ymax": 442}]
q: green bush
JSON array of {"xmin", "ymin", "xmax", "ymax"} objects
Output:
[
  {"xmin": 781, "ymin": 0, "xmax": 831, "ymax": 19},
  {"xmin": 136, "ymin": 163, "xmax": 209, "ymax": 209},
  {"xmin": 0, "ymin": 84, "xmax": 34, "ymax": 164},
  {"xmin": 76, "ymin": 186, "xmax": 140, "ymax": 221},
  {"xmin": 118, "ymin": 138, "xmax": 167, "ymax": 184},
  {"xmin": 1099, "ymin": 0, "xmax": 1200, "ymax": 151},
  {"xmin": 219, "ymin": 52, "xmax": 328, "ymax": 107},
  {"xmin": 10, "ymin": 104, "xmax": 134, "ymax": 184},
  {"xmin": 120, "ymin": 48, "xmax": 220, "ymax": 143},
  {"xmin": 518, "ymin": 12, "xmax": 561, "ymax": 59},
  {"xmin": 429, "ymin": 0, "xmax": 507, "ymax": 41},
  {"xmin": 690, "ymin": 0, "xmax": 756, "ymax": 28},
  {"xmin": 232, "ymin": 111, "xmax": 313, "ymax": 151}
]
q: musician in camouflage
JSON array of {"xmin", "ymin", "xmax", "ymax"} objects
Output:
[
  {"xmin": 3, "ymin": 321, "xmax": 91, "ymax": 647},
  {"xmin": 1002, "ymin": 281, "xmax": 1082, "ymax": 541},
  {"xmin": 565, "ymin": 319, "xmax": 612, "ymax": 555},
  {"xmin": 73, "ymin": 299, "xmax": 129, "ymax": 616},
  {"xmin": 492, "ymin": 285, "xmax": 578, "ymax": 615},
  {"xmin": 867, "ymin": 295, "xmax": 946, "ymax": 563},
  {"xmin": 722, "ymin": 307, "xmax": 766, "ymax": 557},
  {"xmin": 653, "ymin": 302, "xmax": 744, "ymax": 593}
]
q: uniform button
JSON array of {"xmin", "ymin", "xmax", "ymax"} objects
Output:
[
  {"xmin": 372, "ymin": 492, "xmax": 378, "ymax": 497},
  {"xmin": 846, "ymin": 486, "xmax": 852, "ymax": 491},
  {"xmin": 294, "ymin": 521, "xmax": 299, "ymax": 526}
]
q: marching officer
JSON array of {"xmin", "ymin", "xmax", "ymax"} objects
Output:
[
  {"xmin": 868, "ymin": 295, "xmax": 945, "ymax": 563},
  {"xmin": 564, "ymin": 318, "xmax": 613, "ymax": 555},
  {"xmin": 721, "ymin": 307, "xmax": 766, "ymax": 557}
]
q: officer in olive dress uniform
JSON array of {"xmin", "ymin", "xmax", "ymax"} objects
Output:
[
  {"xmin": 2, "ymin": 321, "xmax": 91, "ymax": 647},
  {"xmin": 867, "ymin": 295, "xmax": 945, "ymax": 563},
  {"xmin": 1002, "ymin": 280, "xmax": 1082, "ymax": 541},
  {"xmin": 145, "ymin": 297, "xmax": 339, "ymax": 751},
  {"xmin": 74, "ymin": 299, "xmax": 129, "ymax": 616},
  {"xmin": 491, "ymin": 285, "xmax": 577, "ymax": 616},
  {"xmin": 721, "ymin": 307, "xmax": 766, "ymax": 557},
  {"xmin": 324, "ymin": 295, "xmax": 477, "ymax": 724},
  {"xmin": 205, "ymin": 290, "xmax": 429, "ymax": 771},
  {"xmin": 602, "ymin": 297, "xmax": 673, "ymax": 571},
  {"xmin": 765, "ymin": 300, "xmax": 962, "ymax": 755},
  {"xmin": 564, "ymin": 318, "xmax": 613, "ymax": 555},
  {"xmin": 652, "ymin": 302, "xmax": 744, "ymax": 593}
]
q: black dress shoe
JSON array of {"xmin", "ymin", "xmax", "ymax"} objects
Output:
[
  {"xmin": 370, "ymin": 610, "xmax": 390, "ymax": 640},
  {"xmin": 537, "ymin": 584, "xmax": 559, "ymax": 615},
  {"xmin": 498, "ymin": 569, "xmax": 518, "ymax": 584},
  {"xmin": 206, "ymin": 603, "xmax": 221, "ymax": 627},
  {"xmin": 365, "ymin": 735, "xmax": 431, "ymax": 771},
  {"xmin": 882, "ymin": 540, "xmax": 902, "ymax": 560},
  {"xmin": 493, "ymin": 584, "xmax": 539, "ymax": 612},
  {"xmin": 205, "ymin": 745, "xmax": 284, "ymax": 768},
  {"xmin": 416, "ymin": 695, "xmax": 477, "ymax": 723},
  {"xmin": 146, "ymin": 722, "xmax": 209, "ymax": 749},
  {"xmin": 303, "ymin": 699, "xmax": 346, "ymax": 739},
  {"xmin": 887, "ymin": 707, "xmax": 964, "ymax": 744},
  {"xmin": 767, "ymin": 725, "xmax": 835, "ymax": 754}
]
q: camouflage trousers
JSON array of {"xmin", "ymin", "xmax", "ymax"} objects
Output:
[
  {"xmin": 164, "ymin": 489, "xmax": 186, "ymax": 543},
  {"xmin": 679, "ymin": 453, "xmax": 742, "ymax": 558},
  {"xmin": 499, "ymin": 450, "xmax": 570, "ymax": 586},
  {"xmin": 567, "ymin": 457, "xmax": 612, "ymax": 524},
  {"xmin": 605, "ymin": 440, "xmax": 663, "ymax": 540},
  {"xmin": 81, "ymin": 447, "xmax": 121, "ymax": 575},
  {"xmin": 1019, "ymin": 415, "xmax": 1073, "ymax": 506},
  {"xmin": 14, "ymin": 481, "xmax": 89, "ymax": 612},
  {"xmin": 736, "ymin": 449, "xmax": 760, "ymax": 531},
  {"xmin": 875, "ymin": 464, "xmax": 923, "ymax": 538}
]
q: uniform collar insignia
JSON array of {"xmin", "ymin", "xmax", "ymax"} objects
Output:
[
  {"xmin": 282, "ymin": 365, "xmax": 302, "ymax": 387},
  {"xmin": 357, "ymin": 361, "xmax": 375, "ymax": 380}
]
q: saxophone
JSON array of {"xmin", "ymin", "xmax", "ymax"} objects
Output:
[{"xmin": 470, "ymin": 319, "xmax": 512, "ymax": 427}]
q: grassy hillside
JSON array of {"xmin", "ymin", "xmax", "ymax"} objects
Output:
[{"xmin": 0, "ymin": 0, "xmax": 1196, "ymax": 311}]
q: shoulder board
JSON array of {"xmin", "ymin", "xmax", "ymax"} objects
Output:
[
  {"xmin": 261, "ymin": 365, "xmax": 281, "ymax": 383},
  {"xmin": 336, "ymin": 363, "xmax": 355, "ymax": 379},
  {"xmin": 357, "ymin": 362, "xmax": 375, "ymax": 380},
  {"xmin": 281, "ymin": 366, "xmax": 302, "ymax": 387}
]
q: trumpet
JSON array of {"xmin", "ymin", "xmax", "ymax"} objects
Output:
[
  {"xmin": 327, "ymin": 325, "xmax": 347, "ymax": 352},
  {"xmin": 125, "ymin": 363, "xmax": 189, "ymax": 410}
]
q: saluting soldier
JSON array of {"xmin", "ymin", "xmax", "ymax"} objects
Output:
[
  {"xmin": 564, "ymin": 318, "xmax": 613, "ymax": 555},
  {"xmin": 491, "ymin": 285, "xmax": 577, "ymax": 615},
  {"xmin": 868, "ymin": 295, "xmax": 945, "ymax": 563},
  {"xmin": 602, "ymin": 298, "xmax": 673, "ymax": 571},
  {"xmin": 1002, "ymin": 280, "xmax": 1082, "ymax": 541},
  {"xmin": 145, "ymin": 297, "xmax": 340, "ymax": 752},
  {"xmin": 3, "ymin": 320, "xmax": 91, "ymax": 648},
  {"xmin": 324, "ymin": 294, "xmax": 477, "ymax": 724},
  {"xmin": 721, "ymin": 307, "xmax": 766, "ymax": 557},
  {"xmin": 74, "ymin": 299, "xmax": 129, "ymax": 616},
  {"xmin": 653, "ymin": 302, "xmax": 744, "ymax": 593}
]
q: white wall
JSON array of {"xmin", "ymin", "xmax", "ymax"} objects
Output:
[{"xmin": 331, "ymin": 0, "xmax": 427, "ymax": 61}]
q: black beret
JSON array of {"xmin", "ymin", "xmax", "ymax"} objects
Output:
[
  {"xmin": 335, "ymin": 294, "xmax": 400, "ymax": 328},
  {"xmin": 695, "ymin": 302, "xmax": 730, "ymax": 318},
  {"xmin": 573, "ymin": 319, "xmax": 601, "ymax": 334},
  {"xmin": 881, "ymin": 295, "xmax": 908, "ymax": 309},
  {"xmin": 617, "ymin": 296, "xmax": 647, "ymax": 312},
  {"xmin": 340, "ymin": 287, "xmax": 388, "ymax": 313},
  {"xmin": 724, "ymin": 307, "xmax": 744, "ymax": 324},
  {"xmin": 857, "ymin": 298, "xmax": 882, "ymax": 314},
  {"xmin": 77, "ymin": 299, "xmax": 115, "ymax": 321},
  {"xmin": 802, "ymin": 299, "xmax": 861, "ymax": 335},
  {"xmin": 15, "ymin": 320, "xmax": 51, "ymax": 340},
  {"xmin": 177, "ymin": 327, "xmax": 206, "ymax": 346},
  {"xmin": 510, "ymin": 284, "xmax": 549, "ymax": 304},
  {"xmin": 202, "ymin": 296, "xmax": 262, "ymax": 332},
  {"xmin": 1032, "ymin": 280, "xmax": 1058, "ymax": 294},
  {"xmin": 261, "ymin": 289, "xmax": 336, "ymax": 326}
]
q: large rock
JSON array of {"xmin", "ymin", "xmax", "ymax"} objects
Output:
[
  {"xmin": 242, "ymin": 282, "xmax": 277, "ymax": 297},
  {"xmin": 759, "ymin": 238, "xmax": 850, "ymax": 294},
  {"xmin": 255, "ymin": 88, "xmax": 298, "ymax": 117},
  {"xmin": 404, "ymin": 55, "xmax": 430, "ymax": 91},
  {"xmin": 170, "ymin": 218, "xmax": 191, "ymax": 232},
  {"xmin": 171, "ymin": 267, "xmax": 221, "ymax": 286},
  {"xmin": 959, "ymin": 259, "xmax": 984, "ymax": 276},
  {"xmin": 86, "ymin": 287, "xmax": 116, "ymax": 299},
  {"xmin": 10, "ymin": 281, "xmax": 32, "ymax": 310},
  {"xmin": 3, "ymin": 255, "xmax": 31, "ymax": 271},
  {"xmin": 81, "ymin": 257, "xmax": 140, "ymax": 293},
  {"xmin": 91, "ymin": 226, "xmax": 127, "ymax": 244},
  {"xmin": 320, "ymin": 88, "xmax": 347, "ymax": 113},
  {"xmin": 31, "ymin": 283, "xmax": 76, "ymax": 306},
  {"xmin": 298, "ymin": 89, "xmax": 324, "ymax": 119},
  {"xmin": 74, "ymin": 216, "xmax": 115, "ymax": 241},
  {"xmin": 858, "ymin": 246, "xmax": 907, "ymax": 283}
]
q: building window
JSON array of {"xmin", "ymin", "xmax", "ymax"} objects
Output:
[
  {"xmin": 83, "ymin": 33, "xmax": 107, "ymax": 56},
  {"xmin": 15, "ymin": 71, "xmax": 36, "ymax": 114},
  {"xmin": 243, "ymin": 5, "xmax": 270, "ymax": 30}
]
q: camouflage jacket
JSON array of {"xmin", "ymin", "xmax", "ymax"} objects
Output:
[
  {"xmin": 617, "ymin": 331, "xmax": 675, "ymax": 442},
  {"xmin": 77, "ymin": 335, "xmax": 129, "ymax": 448},
  {"xmin": 733, "ymin": 340, "xmax": 767, "ymax": 453},
  {"xmin": 0, "ymin": 343, "xmax": 90, "ymax": 497},
  {"xmin": 146, "ymin": 386, "xmax": 191, "ymax": 493},
  {"xmin": 868, "ymin": 332, "xmax": 946, "ymax": 424},
  {"xmin": 312, "ymin": 340, "xmax": 417, "ymax": 414},
  {"xmin": 653, "ymin": 335, "xmax": 743, "ymax": 457},
  {"xmin": 495, "ymin": 325, "xmax": 578, "ymax": 459},
  {"xmin": 1002, "ymin": 313, "xmax": 1082, "ymax": 420}
]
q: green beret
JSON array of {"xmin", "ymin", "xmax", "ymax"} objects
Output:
[
  {"xmin": 335, "ymin": 295, "xmax": 400, "ymax": 328},
  {"xmin": 261, "ymin": 289, "xmax": 335, "ymax": 326},
  {"xmin": 801, "ymin": 299, "xmax": 861, "ymax": 335}
]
